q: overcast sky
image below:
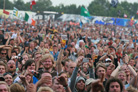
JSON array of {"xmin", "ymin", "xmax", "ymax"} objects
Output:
[{"xmin": 9, "ymin": 0, "xmax": 138, "ymax": 7}]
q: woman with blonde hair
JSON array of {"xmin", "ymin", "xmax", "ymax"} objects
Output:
[{"xmin": 0, "ymin": 81, "xmax": 10, "ymax": 92}]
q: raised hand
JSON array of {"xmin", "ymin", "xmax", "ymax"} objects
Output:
[
  {"xmin": 91, "ymin": 74, "xmax": 104, "ymax": 92},
  {"xmin": 57, "ymin": 76, "xmax": 68, "ymax": 87},
  {"xmin": 26, "ymin": 83, "xmax": 36, "ymax": 92},
  {"xmin": 88, "ymin": 58, "xmax": 93, "ymax": 68},
  {"xmin": 76, "ymin": 56, "xmax": 84, "ymax": 67}
]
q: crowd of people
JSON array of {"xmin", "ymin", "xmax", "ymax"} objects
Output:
[{"xmin": 0, "ymin": 15, "xmax": 138, "ymax": 92}]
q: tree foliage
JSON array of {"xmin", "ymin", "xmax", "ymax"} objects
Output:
[{"xmin": 0, "ymin": 0, "xmax": 138, "ymax": 18}]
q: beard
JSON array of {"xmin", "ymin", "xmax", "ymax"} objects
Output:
[{"xmin": 8, "ymin": 68, "xmax": 16, "ymax": 73}]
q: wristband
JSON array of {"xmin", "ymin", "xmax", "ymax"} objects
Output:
[{"xmin": 61, "ymin": 48, "xmax": 64, "ymax": 49}]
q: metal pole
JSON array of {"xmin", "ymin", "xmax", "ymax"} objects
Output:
[{"xmin": 3, "ymin": 0, "xmax": 5, "ymax": 9}]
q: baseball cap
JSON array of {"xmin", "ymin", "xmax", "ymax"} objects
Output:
[{"xmin": 85, "ymin": 78, "xmax": 96, "ymax": 86}]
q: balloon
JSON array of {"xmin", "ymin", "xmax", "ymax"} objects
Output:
[{"xmin": 111, "ymin": 0, "xmax": 118, "ymax": 8}]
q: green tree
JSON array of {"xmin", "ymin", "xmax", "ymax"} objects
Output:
[
  {"xmin": 13, "ymin": 0, "xmax": 25, "ymax": 10},
  {"xmin": 33, "ymin": 0, "xmax": 52, "ymax": 12},
  {"xmin": 0, "ymin": 0, "xmax": 14, "ymax": 9}
]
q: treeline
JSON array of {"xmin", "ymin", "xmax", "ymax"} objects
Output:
[{"xmin": 0, "ymin": 0, "xmax": 138, "ymax": 18}]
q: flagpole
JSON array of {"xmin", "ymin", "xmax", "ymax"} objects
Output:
[{"xmin": 3, "ymin": 0, "xmax": 5, "ymax": 9}]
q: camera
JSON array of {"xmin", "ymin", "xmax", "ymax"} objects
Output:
[{"xmin": 14, "ymin": 56, "xmax": 18, "ymax": 59}]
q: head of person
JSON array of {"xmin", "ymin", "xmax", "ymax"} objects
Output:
[
  {"xmin": 42, "ymin": 49, "xmax": 50, "ymax": 55},
  {"xmin": 3, "ymin": 73, "xmax": 13, "ymax": 86},
  {"xmin": 53, "ymin": 44, "xmax": 58, "ymax": 51},
  {"xmin": 128, "ymin": 59, "xmax": 135, "ymax": 67},
  {"xmin": 67, "ymin": 61, "xmax": 76, "ymax": 75},
  {"xmin": 126, "ymin": 85, "xmax": 137, "ymax": 92},
  {"xmin": 106, "ymin": 63, "xmax": 115, "ymax": 77},
  {"xmin": 95, "ymin": 63, "xmax": 107, "ymax": 79},
  {"xmin": 85, "ymin": 78, "xmax": 96, "ymax": 92},
  {"xmin": 116, "ymin": 70, "xmax": 126, "ymax": 84},
  {"xmin": 58, "ymin": 72, "xmax": 68, "ymax": 81},
  {"xmin": 121, "ymin": 64, "xmax": 130, "ymax": 76},
  {"xmin": 25, "ymin": 73, "xmax": 33, "ymax": 84},
  {"xmin": 22, "ymin": 53, "xmax": 29, "ymax": 62},
  {"xmin": 9, "ymin": 39, "xmax": 14, "ymax": 46},
  {"xmin": 105, "ymin": 77, "xmax": 123, "ymax": 92},
  {"xmin": 10, "ymin": 83, "xmax": 25, "ymax": 92},
  {"xmin": 41, "ymin": 72, "xmax": 52, "ymax": 87},
  {"xmin": 40, "ymin": 41, "xmax": 45, "ymax": 48},
  {"xmin": 0, "ymin": 49, "xmax": 7, "ymax": 58},
  {"xmin": 0, "ymin": 62, "xmax": 6, "ymax": 75},
  {"xmin": 34, "ymin": 52, "xmax": 42, "ymax": 62},
  {"xmin": 7, "ymin": 60, "xmax": 16, "ymax": 74},
  {"xmin": 29, "ymin": 41, "xmax": 35, "ymax": 49},
  {"xmin": 52, "ymin": 76, "xmax": 64, "ymax": 92},
  {"xmin": 24, "ymin": 59, "xmax": 36, "ymax": 73},
  {"xmin": 75, "ymin": 76, "xmax": 85, "ymax": 91},
  {"xmin": 37, "ymin": 87, "xmax": 54, "ymax": 92},
  {"xmin": 12, "ymin": 47, "xmax": 20, "ymax": 55},
  {"xmin": 79, "ymin": 40, "xmax": 84, "ymax": 47},
  {"xmin": 11, "ymin": 50, "xmax": 18, "ymax": 61},
  {"xmin": 0, "ymin": 81, "xmax": 10, "ymax": 92},
  {"xmin": 61, "ymin": 58, "xmax": 70, "ymax": 72},
  {"xmin": 40, "ymin": 54, "xmax": 54, "ymax": 70}
]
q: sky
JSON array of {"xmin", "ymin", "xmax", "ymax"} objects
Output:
[{"xmin": 9, "ymin": 0, "xmax": 138, "ymax": 7}]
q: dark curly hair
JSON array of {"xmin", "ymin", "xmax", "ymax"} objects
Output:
[{"xmin": 105, "ymin": 77, "xmax": 123, "ymax": 92}]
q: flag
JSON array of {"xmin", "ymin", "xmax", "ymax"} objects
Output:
[
  {"xmin": 130, "ymin": 16, "xmax": 134, "ymax": 21},
  {"xmin": 24, "ymin": 13, "xmax": 29, "ymax": 21},
  {"xmin": 27, "ymin": 18, "xmax": 36, "ymax": 26},
  {"xmin": 80, "ymin": 20, "xmax": 83, "ymax": 28},
  {"xmin": 80, "ymin": 7, "xmax": 90, "ymax": 17},
  {"xmin": 124, "ymin": 14, "xmax": 127, "ymax": 18},
  {"xmin": 3, "ymin": 9, "xmax": 9, "ymax": 15},
  {"xmin": 111, "ymin": 0, "xmax": 118, "ymax": 8},
  {"xmin": 13, "ymin": 7, "xmax": 18, "ymax": 17},
  {"xmin": 137, "ymin": 10, "xmax": 138, "ymax": 15},
  {"xmin": 30, "ymin": 0, "xmax": 36, "ymax": 10},
  {"xmin": 31, "ymin": 19, "xmax": 35, "ymax": 26}
]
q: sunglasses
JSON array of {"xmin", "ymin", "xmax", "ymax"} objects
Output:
[{"xmin": 1, "ymin": 53, "xmax": 7, "ymax": 55}]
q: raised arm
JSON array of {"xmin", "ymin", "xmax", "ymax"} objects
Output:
[
  {"xmin": 69, "ymin": 56, "xmax": 83, "ymax": 91},
  {"xmin": 57, "ymin": 48, "xmax": 64, "ymax": 73},
  {"xmin": 88, "ymin": 58, "xmax": 95, "ymax": 79},
  {"xmin": 57, "ymin": 76, "xmax": 71, "ymax": 92},
  {"xmin": 111, "ymin": 62, "xmax": 121, "ymax": 77}
]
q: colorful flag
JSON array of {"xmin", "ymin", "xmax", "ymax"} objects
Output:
[
  {"xmin": 13, "ymin": 7, "xmax": 18, "ymax": 17},
  {"xmin": 24, "ymin": 13, "xmax": 29, "ymax": 21},
  {"xmin": 30, "ymin": 0, "xmax": 36, "ymax": 10},
  {"xmin": 80, "ymin": 7, "xmax": 90, "ymax": 17},
  {"xmin": 130, "ymin": 16, "xmax": 134, "ymax": 21},
  {"xmin": 124, "ymin": 14, "xmax": 127, "ymax": 18},
  {"xmin": 27, "ymin": 18, "xmax": 35, "ymax": 26},
  {"xmin": 3, "ymin": 9, "xmax": 9, "ymax": 15}
]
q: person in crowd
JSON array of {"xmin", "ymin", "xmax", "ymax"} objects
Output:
[{"xmin": 0, "ymin": 81, "xmax": 11, "ymax": 92}]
